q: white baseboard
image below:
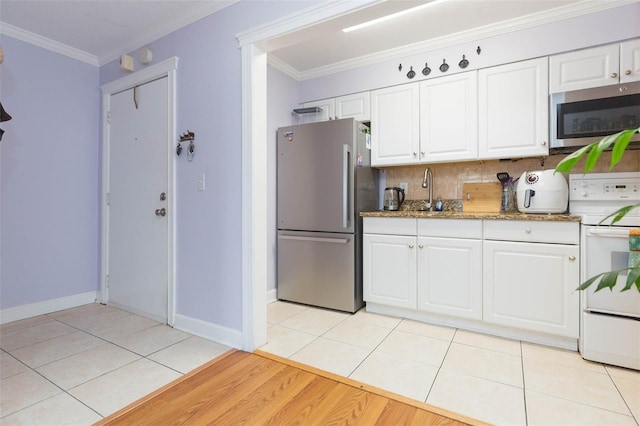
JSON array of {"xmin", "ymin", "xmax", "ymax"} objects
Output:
[
  {"xmin": 0, "ymin": 292, "xmax": 98, "ymax": 324},
  {"xmin": 266, "ymin": 288, "xmax": 277, "ymax": 304},
  {"xmin": 173, "ymin": 313, "xmax": 243, "ymax": 350}
]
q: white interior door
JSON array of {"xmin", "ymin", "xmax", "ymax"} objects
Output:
[{"xmin": 107, "ymin": 77, "xmax": 169, "ymax": 323}]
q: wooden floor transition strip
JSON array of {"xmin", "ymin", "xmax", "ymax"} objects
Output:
[{"xmin": 95, "ymin": 349, "xmax": 488, "ymax": 425}]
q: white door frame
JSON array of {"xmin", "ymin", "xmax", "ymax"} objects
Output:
[
  {"xmin": 238, "ymin": 2, "xmax": 378, "ymax": 351},
  {"xmin": 100, "ymin": 57, "xmax": 178, "ymax": 326}
]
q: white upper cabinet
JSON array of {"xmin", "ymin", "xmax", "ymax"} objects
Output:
[
  {"xmin": 300, "ymin": 92, "xmax": 370, "ymax": 123},
  {"xmin": 620, "ymin": 38, "xmax": 640, "ymax": 84},
  {"xmin": 550, "ymin": 44, "xmax": 619, "ymax": 93},
  {"xmin": 300, "ymin": 98, "xmax": 335, "ymax": 123},
  {"xmin": 419, "ymin": 72, "xmax": 478, "ymax": 163},
  {"xmin": 297, "ymin": 98, "xmax": 336, "ymax": 124},
  {"xmin": 371, "ymin": 83, "xmax": 420, "ymax": 166},
  {"xmin": 335, "ymin": 92, "xmax": 370, "ymax": 121},
  {"xmin": 478, "ymin": 57, "xmax": 549, "ymax": 160},
  {"xmin": 549, "ymin": 39, "xmax": 640, "ymax": 93}
]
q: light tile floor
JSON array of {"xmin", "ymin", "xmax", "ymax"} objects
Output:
[
  {"xmin": 0, "ymin": 303, "xmax": 231, "ymax": 425},
  {"xmin": 260, "ymin": 301, "xmax": 640, "ymax": 426},
  {"xmin": 2, "ymin": 301, "xmax": 639, "ymax": 425}
]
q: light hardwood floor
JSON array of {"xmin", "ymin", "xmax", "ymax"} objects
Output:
[{"xmin": 96, "ymin": 349, "xmax": 487, "ymax": 425}]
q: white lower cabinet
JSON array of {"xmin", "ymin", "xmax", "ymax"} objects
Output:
[
  {"xmin": 482, "ymin": 223, "xmax": 580, "ymax": 338},
  {"xmin": 364, "ymin": 217, "xmax": 580, "ymax": 341},
  {"xmin": 363, "ymin": 233, "xmax": 417, "ymax": 309},
  {"xmin": 417, "ymin": 237, "xmax": 482, "ymax": 320},
  {"xmin": 416, "ymin": 219, "xmax": 483, "ymax": 320}
]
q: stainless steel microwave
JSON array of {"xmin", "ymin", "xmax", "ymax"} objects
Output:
[{"xmin": 550, "ymin": 81, "xmax": 640, "ymax": 150}]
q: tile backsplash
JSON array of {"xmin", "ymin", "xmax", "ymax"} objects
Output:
[{"xmin": 384, "ymin": 149, "xmax": 640, "ymax": 201}]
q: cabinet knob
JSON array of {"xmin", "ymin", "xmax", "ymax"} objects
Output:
[
  {"xmin": 418, "ymin": 244, "xmax": 424, "ymax": 249},
  {"xmin": 541, "ymin": 140, "xmax": 547, "ymax": 146},
  {"xmin": 625, "ymin": 70, "xmax": 632, "ymax": 76},
  {"xmin": 409, "ymin": 244, "xmax": 414, "ymax": 249},
  {"xmin": 525, "ymin": 228, "xmax": 532, "ymax": 234},
  {"xmin": 569, "ymin": 256, "xmax": 576, "ymax": 261},
  {"xmin": 610, "ymin": 72, "xmax": 618, "ymax": 78},
  {"xmin": 412, "ymin": 152, "xmax": 417, "ymax": 157},
  {"xmin": 420, "ymin": 151, "xmax": 425, "ymax": 156}
]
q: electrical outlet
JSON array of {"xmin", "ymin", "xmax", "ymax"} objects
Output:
[{"xmin": 399, "ymin": 182, "xmax": 408, "ymax": 192}]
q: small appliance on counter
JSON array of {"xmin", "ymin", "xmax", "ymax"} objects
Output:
[
  {"xmin": 516, "ymin": 170, "xmax": 569, "ymax": 213},
  {"xmin": 383, "ymin": 187, "xmax": 405, "ymax": 211}
]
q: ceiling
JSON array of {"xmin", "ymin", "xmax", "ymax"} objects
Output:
[{"xmin": 0, "ymin": 0, "xmax": 633, "ymax": 74}]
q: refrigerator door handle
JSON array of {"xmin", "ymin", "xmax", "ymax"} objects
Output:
[
  {"xmin": 279, "ymin": 235, "xmax": 349, "ymax": 244},
  {"xmin": 343, "ymin": 144, "xmax": 351, "ymax": 229}
]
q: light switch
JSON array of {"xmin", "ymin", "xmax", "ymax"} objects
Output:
[{"xmin": 197, "ymin": 173, "xmax": 205, "ymax": 191}]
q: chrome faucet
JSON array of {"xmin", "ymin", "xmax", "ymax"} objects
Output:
[{"xmin": 421, "ymin": 167, "xmax": 433, "ymax": 211}]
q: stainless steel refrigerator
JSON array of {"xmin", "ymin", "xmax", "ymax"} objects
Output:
[{"xmin": 277, "ymin": 118, "xmax": 378, "ymax": 313}]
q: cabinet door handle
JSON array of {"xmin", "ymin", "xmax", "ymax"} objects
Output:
[
  {"xmin": 625, "ymin": 70, "xmax": 632, "ymax": 76},
  {"xmin": 418, "ymin": 244, "xmax": 424, "ymax": 249},
  {"xmin": 568, "ymin": 256, "xmax": 576, "ymax": 261},
  {"xmin": 525, "ymin": 228, "xmax": 532, "ymax": 234},
  {"xmin": 610, "ymin": 72, "xmax": 618, "ymax": 78},
  {"xmin": 412, "ymin": 152, "xmax": 417, "ymax": 157},
  {"xmin": 408, "ymin": 244, "xmax": 414, "ymax": 249},
  {"xmin": 541, "ymin": 140, "xmax": 547, "ymax": 146}
]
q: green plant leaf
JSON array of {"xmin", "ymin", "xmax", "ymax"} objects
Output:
[
  {"xmin": 554, "ymin": 144, "xmax": 592, "ymax": 174},
  {"xmin": 585, "ymin": 133, "xmax": 618, "ymax": 172},
  {"xmin": 595, "ymin": 271, "xmax": 620, "ymax": 292},
  {"xmin": 622, "ymin": 267, "xmax": 640, "ymax": 292},
  {"xmin": 598, "ymin": 203, "xmax": 640, "ymax": 226},
  {"xmin": 610, "ymin": 128, "xmax": 639, "ymax": 169},
  {"xmin": 577, "ymin": 272, "xmax": 604, "ymax": 291}
]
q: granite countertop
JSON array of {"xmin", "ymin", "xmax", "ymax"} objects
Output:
[{"xmin": 361, "ymin": 199, "xmax": 581, "ymax": 222}]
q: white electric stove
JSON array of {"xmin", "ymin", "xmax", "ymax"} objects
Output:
[{"xmin": 569, "ymin": 171, "xmax": 640, "ymax": 370}]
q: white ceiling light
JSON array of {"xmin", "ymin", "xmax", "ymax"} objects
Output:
[{"xmin": 342, "ymin": 0, "xmax": 449, "ymax": 33}]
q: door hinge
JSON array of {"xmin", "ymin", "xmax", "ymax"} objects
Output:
[
  {"xmin": 106, "ymin": 192, "xmax": 111, "ymax": 206},
  {"xmin": 105, "ymin": 275, "xmax": 110, "ymax": 288},
  {"xmin": 107, "ymin": 111, "xmax": 112, "ymax": 124}
]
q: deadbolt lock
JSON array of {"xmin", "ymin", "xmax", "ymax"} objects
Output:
[{"xmin": 160, "ymin": 192, "xmax": 167, "ymax": 201}]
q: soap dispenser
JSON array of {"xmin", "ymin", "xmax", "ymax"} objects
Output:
[{"xmin": 435, "ymin": 196, "xmax": 443, "ymax": 212}]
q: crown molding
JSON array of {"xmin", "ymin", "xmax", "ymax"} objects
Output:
[
  {"xmin": 267, "ymin": 54, "xmax": 301, "ymax": 81},
  {"xmin": 236, "ymin": 0, "xmax": 382, "ymax": 47},
  {"xmin": 98, "ymin": 0, "xmax": 239, "ymax": 65},
  {"xmin": 0, "ymin": 21, "xmax": 99, "ymax": 66},
  {"xmin": 294, "ymin": 0, "xmax": 639, "ymax": 81}
]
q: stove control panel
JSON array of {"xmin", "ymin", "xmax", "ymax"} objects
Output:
[{"xmin": 570, "ymin": 172, "xmax": 640, "ymax": 201}]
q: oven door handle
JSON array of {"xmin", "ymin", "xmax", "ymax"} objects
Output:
[{"xmin": 586, "ymin": 228, "xmax": 632, "ymax": 238}]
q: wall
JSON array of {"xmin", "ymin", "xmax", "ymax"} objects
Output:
[
  {"xmin": 267, "ymin": 66, "xmax": 300, "ymax": 298},
  {"xmin": 0, "ymin": 36, "xmax": 100, "ymax": 314},
  {"xmin": 385, "ymin": 150, "xmax": 640, "ymax": 202},
  {"xmin": 99, "ymin": 1, "xmax": 314, "ymax": 335},
  {"xmin": 298, "ymin": 3, "xmax": 640, "ymax": 102}
]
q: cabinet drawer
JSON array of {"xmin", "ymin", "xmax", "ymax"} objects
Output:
[
  {"xmin": 363, "ymin": 217, "xmax": 416, "ymax": 235},
  {"xmin": 418, "ymin": 219, "xmax": 482, "ymax": 239},
  {"xmin": 483, "ymin": 220, "xmax": 579, "ymax": 244}
]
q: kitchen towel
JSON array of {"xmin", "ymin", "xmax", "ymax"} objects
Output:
[{"xmin": 629, "ymin": 229, "xmax": 640, "ymax": 268}]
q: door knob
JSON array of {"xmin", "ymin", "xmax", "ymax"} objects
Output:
[{"xmin": 155, "ymin": 208, "xmax": 166, "ymax": 217}]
